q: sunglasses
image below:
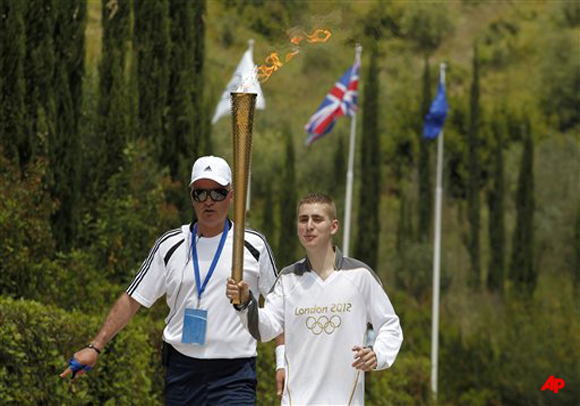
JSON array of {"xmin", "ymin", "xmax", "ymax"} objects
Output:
[{"xmin": 191, "ymin": 188, "xmax": 229, "ymax": 203}]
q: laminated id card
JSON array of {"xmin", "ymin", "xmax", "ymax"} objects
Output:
[{"xmin": 181, "ymin": 308, "xmax": 208, "ymax": 345}]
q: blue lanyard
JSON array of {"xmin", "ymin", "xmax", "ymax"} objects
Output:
[{"xmin": 192, "ymin": 219, "xmax": 229, "ymax": 302}]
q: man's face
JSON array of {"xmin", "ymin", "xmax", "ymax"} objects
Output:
[
  {"xmin": 297, "ymin": 203, "xmax": 338, "ymax": 250},
  {"xmin": 191, "ymin": 179, "xmax": 232, "ymax": 230}
]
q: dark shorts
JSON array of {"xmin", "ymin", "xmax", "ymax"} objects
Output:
[{"xmin": 164, "ymin": 344, "xmax": 257, "ymax": 406}]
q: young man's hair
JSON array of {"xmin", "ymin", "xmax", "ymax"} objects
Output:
[{"xmin": 297, "ymin": 192, "xmax": 338, "ymax": 220}]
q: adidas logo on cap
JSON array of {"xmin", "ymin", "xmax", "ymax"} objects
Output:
[{"xmin": 204, "ymin": 166, "xmax": 212, "ymax": 172}]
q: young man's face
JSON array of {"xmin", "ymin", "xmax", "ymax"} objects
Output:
[
  {"xmin": 297, "ymin": 202, "xmax": 339, "ymax": 250},
  {"xmin": 191, "ymin": 179, "xmax": 232, "ymax": 231}
]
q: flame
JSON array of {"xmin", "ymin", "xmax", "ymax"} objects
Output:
[
  {"xmin": 307, "ymin": 29, "xmax": 332, "ymax": 43},
  {"xmin": 285, "ymin": 50, "xmax": 299, "ymax": 62},
  {"xmin": 257, "ymin": 53, "xmax": 283, "ymax": 82},
  {"xmin": 257, "ymin": 28, "xmax": 331, "ymax": 82}
]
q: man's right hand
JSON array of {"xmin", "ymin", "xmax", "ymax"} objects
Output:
[
  {"xmin": 59, "ymin": 346, "xmax": 100, "ymax": 380},
  {"xmin": 226, "ymin": 278, "xmax": 250, "ymax": 306}
]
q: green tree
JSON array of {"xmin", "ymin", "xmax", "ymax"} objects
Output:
[
  {"xmin": 332, "ymin": 133, "xmax": 347, "ymax": 199},
  {"xmin": 24, "ymin": 0, "xmax": 56, "ymax": 164},
  {"xmin": 164, "ymin": 0, "xmax": 195, "ymax": 182},
  {"xmin": 191, "ymin": 0, "xmax": 206, "ymax": 158},
  {"xmin": 400, "ymin": 2, "xmax": 455, "ymax": 55},
  {"xmin": 574, "ymin": 206, "xmax": 580, "ymax": 295},
  {"xmin": 49, "ymin": 0, "xmax": 87, "ymax": 250},
  {"xmin": 417, "ymin": 58, "xmax": 432, "ymax": 242},
  {"xmin": 395, "ymin": 193, "xmax": 413, "ymax": 288},
  {"xmin": 262, "ymin": 182, "xmax": 276, "ymax": 254},
  {"xmin": 0, "ymin": 0, "xmax": 26, "ymax": 168},
  {"xmin": 354, "ymin": 45, "xmax": 381, "ymax": 270},
  {"xmin": 97, "ymin": 0, "xmax": 131, "ymax": 194},
  {"xmin": 467, "ymin": 44, "xmax": 482, "ymax": 289},
  {"xmin": 134, "ymin": 0, "xmax": 170, "ymax": 146},
  {"xmin": 277, "ymin": 127, "xmax": 297, "ymax": 266},
  {"xmin": 509, "ymin": 119, "xmax": 536, "ymax": 294},
  {"xmin": 486, "ymin": 113, "xmax": 505, "ymax": 293}
]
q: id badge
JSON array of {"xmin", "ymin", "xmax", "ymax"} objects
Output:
[{"xmin": 181, "ymin": 308, "xmax": 208, "ymax": 345}]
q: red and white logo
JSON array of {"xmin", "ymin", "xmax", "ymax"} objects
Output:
[{"xmin": 541, "ymin": 376, "xmax": 565, "ymax": 393}]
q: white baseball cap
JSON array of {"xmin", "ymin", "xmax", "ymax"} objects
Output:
[{"xmin": 190, "ymin": 156, "xmax": 232, "ymax": 187}]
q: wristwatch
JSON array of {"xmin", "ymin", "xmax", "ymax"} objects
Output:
[{"xmin": 86, "ymin": 343, "xmax": 102, "ymax": 354}]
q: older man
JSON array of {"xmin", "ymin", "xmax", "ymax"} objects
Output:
[{"xmin": 61, "ymin": 156, "xmax": 281, "ymax": 406}]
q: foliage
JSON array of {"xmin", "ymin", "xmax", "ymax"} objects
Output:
[
  {"xmin": 539, "ymin": 29, "xmax": 580, "ymax": 132},
  {"xmin": 277, "ymin": 124, "xmax": 298, "ymax": 266},
  {"xmin": 486, "ymin": 112, "xmax": 506, "ymax": 293},
  {"xmin": 134, "ymin": 0, "xmax": 170, "ymax": 145},
  {"xmin": 400, "ymin": 2, "xmax": 455, "ymax": 54},
  {"xmin": 354, "ymin": 44, "xmax": 381, "ymax": 269},
  {"xmin": 81, "ymin": 140, "xmax": 180, "ymax": 285},
  {"xmin": 0, "ymin": 157, "xmax": 54, "ymax": 299},
  {"xmin": 0, "ymin": 297, "xmax": 161, "ymax": 405},
  {"xmin": 417, "ymin": 58, "xmax": 433, "ymax": 242},
  {"xmin": 0, "ymin": 0, "xmax": 27, "ymax": 168},
  {"xmin": 509, "ymin": 120, "xmax": 536, "ymax": 294},
  {"xmin": 49, "ymin": 0, "xmax": 87, "ymax": 250},
  {"xmin": 466, "ymin": 44, "xmax": 482, "ymax": 289},
  {"xmin": 96, "ymin": 0, "xmax": 132, "ymax": 195}
]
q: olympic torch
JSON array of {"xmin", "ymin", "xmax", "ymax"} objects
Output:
[{"xmin": 230, "ymin": 92, "xmax": 256, "ymax": 304}]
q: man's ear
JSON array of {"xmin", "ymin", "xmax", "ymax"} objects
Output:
[{"xmin": 330, "ymin": 219, "xmax": 339, "ymax": 236}]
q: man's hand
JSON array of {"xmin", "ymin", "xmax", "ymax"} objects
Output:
[
  {"xmin": 59, "ymin": 346, "xmax": 100, "ymax": 380},
  {"xmin": 351, "ymin": 345, "xmax": 377, "ymax": 371},
  {"xmin": 226, "ymin": 278, "xmax": 250, "ymax": 306},
  {"xmin": 276, "ymin": 368, "xmax": 285, "ymax": 398}
]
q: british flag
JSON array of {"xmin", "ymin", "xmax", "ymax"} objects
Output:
[{"xmin": 304, "ymin": 53, "xmax": 361, "ymax": 146}]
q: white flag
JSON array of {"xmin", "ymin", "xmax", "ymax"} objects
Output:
[{"xmin": 212, "ymin": 40, "xmax": 266, "ymax": 124}]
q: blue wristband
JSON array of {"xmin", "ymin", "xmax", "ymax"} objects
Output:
[{"xmin": 68, "ymin": 358, "xmax": 91, "ymax": 373}]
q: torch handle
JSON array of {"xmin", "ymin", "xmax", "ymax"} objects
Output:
[{"xmin": 230, "ymin": 92, "xmax": 257, "ymax": 304}]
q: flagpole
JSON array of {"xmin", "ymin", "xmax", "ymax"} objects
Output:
[
  {"xmin": 431, "ymin": 62, "xmax": 446, "ymax": 400},
  {"xmin": 342, "ymin": 44, "xmax": 362, "ymax": 257},
  {"xmin": 245, "ymin": 39, "xmax": 254, "ymax": 214}
]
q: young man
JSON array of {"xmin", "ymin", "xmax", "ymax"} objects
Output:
[
  {"xmin": 61, "ymin": 156, "xmax": 282, "ymax": 406},
  {"xmin": 226, "ymin": 192, "xmax": 403, "ymax": 405}
]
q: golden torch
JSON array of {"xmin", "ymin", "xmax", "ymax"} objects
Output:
[{"xmin": 230, "ymin": 92, "xmax": 257, "ymax": 304}]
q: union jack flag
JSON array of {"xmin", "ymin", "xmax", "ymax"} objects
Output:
[{"xmin": 304, "ymin": 53, "xmax": 360, "ymax": 146}]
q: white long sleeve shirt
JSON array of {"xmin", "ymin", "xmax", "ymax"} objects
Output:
[{"xmin": 239, "ymin": 248, "xmax": 403, "ymax": 405}]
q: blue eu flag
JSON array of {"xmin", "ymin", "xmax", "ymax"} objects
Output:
[{"xmin": 423, "ymin": 81, "xmax": 448, "ymax": 139}]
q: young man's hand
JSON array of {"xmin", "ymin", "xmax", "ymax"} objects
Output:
[
  {"xmin": 351, "ymin": 345, "xmax": 377, "ymax": 371},
  {"xmin": 276, "ymin": 368, "xmax": 285, "ymax": 398},
  {"xmin": 226, "ymin": 278, "xmax": 250, "ymax": 306}
]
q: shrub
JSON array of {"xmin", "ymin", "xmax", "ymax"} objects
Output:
[{"xmin": 0, "ymin": 297, "xmax": 161, "ymax": 405}]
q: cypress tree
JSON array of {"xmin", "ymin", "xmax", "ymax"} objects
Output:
[
  {"xmin": 191, "ymin": 0, "xmax": 206, "ymax": 158},
  {"xmin": 332, "ymin": 133, "xmax": 347, "ymax": 199},
  {"xmin": 134, "ymin": 0, "xmax": 170, "ymax": 146},
  {"xmin": 97, "ymin": 0, "xmax": 131, "ymax": 193},
  {"xmin": 487, "ymin": 114, "xmax": 506, "ymax": 293},
  {"xmin": 0, "ymin": 0, "xmax": 26, "ymax": 168},
  {"xmin": 49, "ymin": 0, "xmax": 86, "ymax": 250},
  {"xmin": 24, "ymin": 0, "xmax": 56, "ymax": 163},
  {"xmin": 262, "ymin": 182, "xmax": 276, "ymax": 254},
  {"xmin": 574, "ymin": 206, "xmax": 580, "ymax": 295},
  {"xmin": 354, "ymin": 45, "xmax": 381, "ymax": 269},
  {"xmin": 417, "ymin": 57, "xmax": 432, "ymax": 242},
  {"xmin": 467, "ymin": 44, "xmax": 481, "ymax": 288},
  {"xmin": 164, "ymin": 0, "xmax": 195, "ymax": 182},
  {"xmin": 395, "ymin": 192, "xmax": 413, "ymax": 288},
  {"xmin": 277, "ymin": 127, "xmax": 297, "ymax": 266},
  {"xmin": 509, "ymin": 119, "xmax": 536, "ymax": 294}
]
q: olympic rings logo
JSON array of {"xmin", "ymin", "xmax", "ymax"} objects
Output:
[{"xmin": 305, "ymin": 315, "xmax": 342, "ymax": 335}]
